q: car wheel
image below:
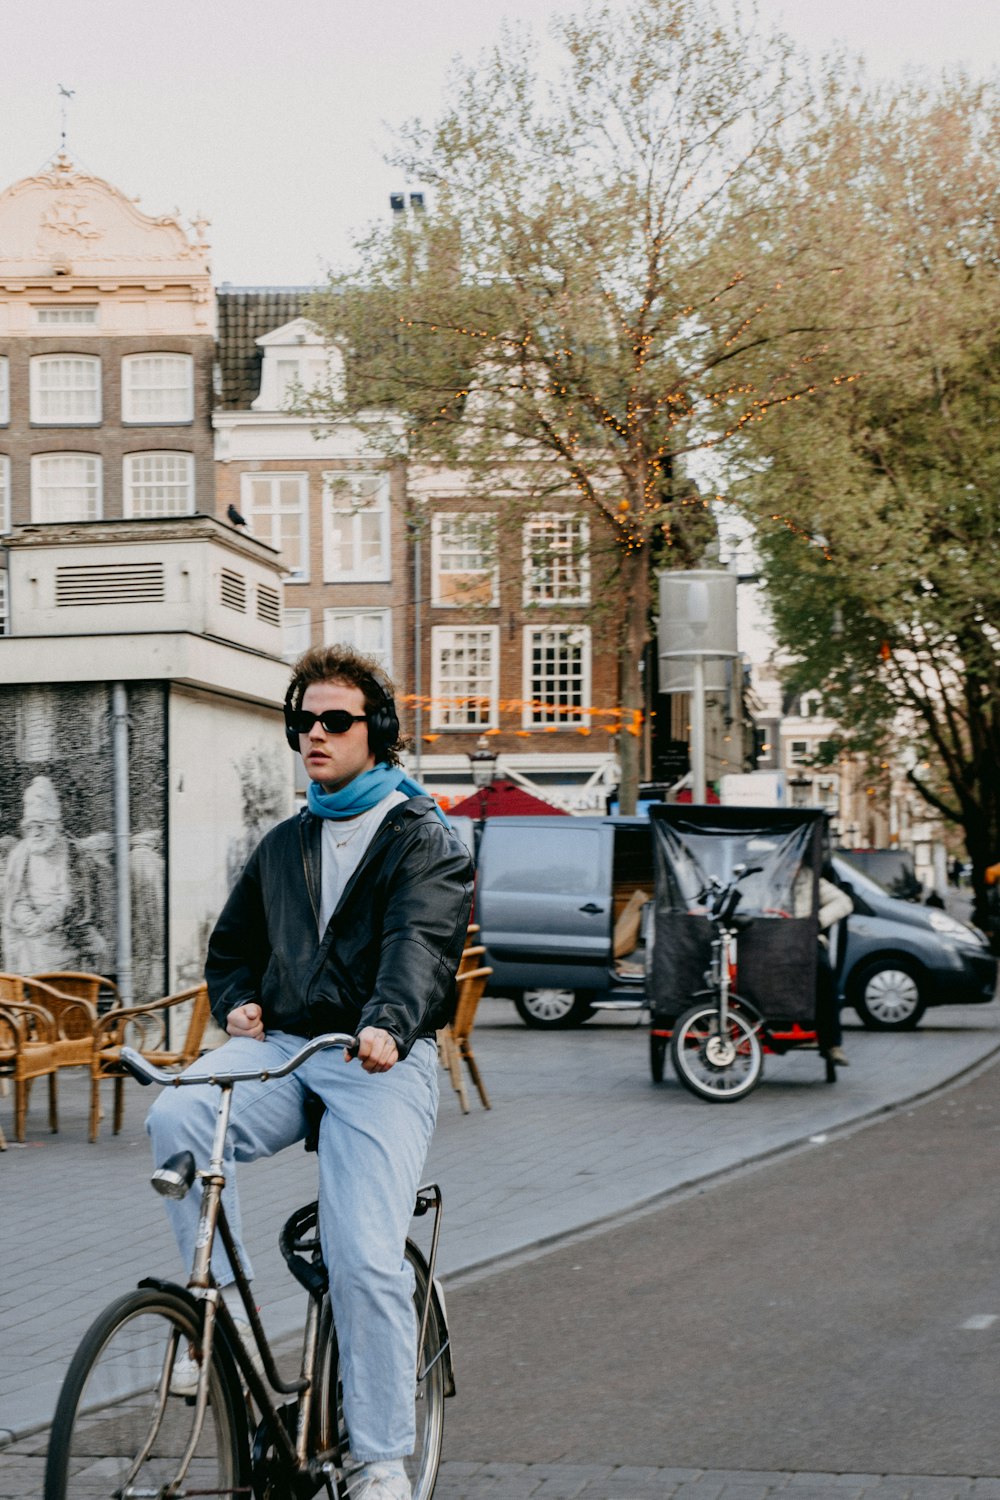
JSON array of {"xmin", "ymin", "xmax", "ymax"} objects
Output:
[
  {"xmin": 850, "ymin": 958, "xmax": 928, "ymax": 1030},
  {"xmin": 513, "ymin": 988, "xmax": 595, "ymax": 1028}
]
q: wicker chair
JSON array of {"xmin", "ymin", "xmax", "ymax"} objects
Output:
[
  {"xmin": 89, "ymin": 982, "xmax": 212, "ymax": 1142},
  {"xmin": 0, "ymin": 1001, "xmax": 61, "ymax": 1145},
  {"xmin": 32, "ymin": 970, "xmax": 121, "ymax": 1011},
  {"xmin": 0, "ymin": 973, "xmax": 100, "ymax": 1135},
  {"xmin": 439, "ymin": 964, "xmax": 493, "ymax": 1114}
]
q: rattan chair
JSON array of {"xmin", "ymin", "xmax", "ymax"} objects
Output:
[
  {"xmin": 89, "ymin": 982, "xmax": 212, "ymax": 1142},
  {"xmin": 32, "ymin": 970, "xmax": 121, "ymax": 1011},
  {"xmin": 0, "ymin": 1001, "xmax": 60, "ymax": 1145},
  {"xmin": 0, "ymin": 973, "xmax": 100, "ymax": 1135},
  {"xmin": 440, "ymin": 964, "xmax": 493, "ymax": 1114}
]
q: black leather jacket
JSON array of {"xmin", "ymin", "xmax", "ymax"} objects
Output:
[{"xmin": 205, "ymin": 797, "xmax": 474, "ymax": 1057}]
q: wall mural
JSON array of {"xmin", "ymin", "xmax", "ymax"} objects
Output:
[{"xmin": 0, "ymin": 683, "xmax": 167, "ymax": 1000}]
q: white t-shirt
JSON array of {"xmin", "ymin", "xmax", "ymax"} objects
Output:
[{"xmin": 318, "ymin": 789, "xmax": 408, "ymax": 936}]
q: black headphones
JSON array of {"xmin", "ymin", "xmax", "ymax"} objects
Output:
[{"xmin": 283, "ymin": 669, "xmax": 400, "ymax": 762}]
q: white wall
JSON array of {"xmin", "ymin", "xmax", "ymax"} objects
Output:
[{"xmin": 168, "ymin": 685, "xmax": 294, "ymax": 998}]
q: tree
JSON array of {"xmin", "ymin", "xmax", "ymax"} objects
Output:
[
  {"xmin": 308, "ymin": 0, "xmax": 857, "ymax": 812},
  {"xmin": 736, "ymin": 77, "xmax": 1000, "ymax": 929}
]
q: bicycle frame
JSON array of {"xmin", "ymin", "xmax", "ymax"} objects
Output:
[{"xmin": 121, "ymin": 1035, "xmax": 447, "ymax": 1496}]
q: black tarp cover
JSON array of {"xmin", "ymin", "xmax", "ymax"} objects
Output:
[{"xmin": 648, "ymin": 806, "xmax": 825, "ymax": 1025}]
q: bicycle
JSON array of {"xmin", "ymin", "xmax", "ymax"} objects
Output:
[
  {"xmin": 44, "ymin": 1032, "xmax": 453, "ymax": 1500},
  {"xmin": 652, "ymin": 864, "xmax": 838, "ymax": 1101}
]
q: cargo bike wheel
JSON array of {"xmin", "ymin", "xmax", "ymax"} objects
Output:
[{"xmin": 670, "ymin": 999, "xmax": 763, "ymax": 1102}]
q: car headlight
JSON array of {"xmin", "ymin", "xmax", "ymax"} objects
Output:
[{"xmin": 927, "ymin": 910, "xmax": 985, "ymax": 946}]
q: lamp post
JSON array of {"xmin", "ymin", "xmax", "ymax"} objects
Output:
[{"xmin": 468, "ymin": 735, "xmax": 499, "ymax": 848}]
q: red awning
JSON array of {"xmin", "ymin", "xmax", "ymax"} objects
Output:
[
  {"xmin": 448, "ymin": 778, "xmax": 569, "ymax": 818},
  {"xmin": 674, "ymin": 787, "xmax": 721, "ymax": 804}
]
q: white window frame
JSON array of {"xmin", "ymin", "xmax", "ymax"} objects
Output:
[
  {"xmin": 30, "ymin": 452, "xmax": 103, "ymax": 522},
  {"xmin": 33, "ymin": 304, "xmax": 98, "ymax": 327},
  {"xmin": 323, "ymin": 607, "xmax": 393, "ymax": 671},
  {"xmin": 431, "ymin": 512, "xmax": 498, "ymax": 607},
  {"xmin": 322, "ymin": 471, "xmax": 390, "ymax": 582},
  {"xmin": 788, "ymin": 739, "xmax": 810, "ymax": 766},
  {"xmin": 522, "ymin": 513, "xmax": 590, "ymax": 606},
  {"xmin": 241, "ymin": 471, "xmax": 309, "ymax": 581},
  {"xmin": 121, "ymin": 353, "xmax": 194, "ymax": 424},
  {"xmin": 0, "ymin": 454, "xmax": 10, "ymax": 533},
  {"xmin": 29, "ymin": 354, "xmax": 101, "ymax": 424},
  {"xmin": 431, "ymin": 626, "xmax": 499, "ymax": 730},
  {"xmin": 123, "ymin": 451, "xmax": 195, "ymax": 518},
  {"xmin": 282, "ymin": 607, "xmax": 312, "ymax": 664},
  {"xmin": 0, "ymin": 357, "xmax": 9, "ymax": 424},
  {"xmin": 522, "ymin": 625, "xmax": 591, "ymax": 728}
]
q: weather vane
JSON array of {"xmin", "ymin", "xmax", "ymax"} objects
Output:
[{"xmin": 57, "ymin": 84, "xmax": 75, "ymax": 151}]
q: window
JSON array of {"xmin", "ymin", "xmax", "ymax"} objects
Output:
[
  {"xmin": 524, "ymin": 626, "xmax": 591, "ymax": 727},
  {"xmin": 323, "ymin": 472, "xmax": 390, "ymax": 581},
  {"xmin": 431, "ymin": 513, "xmax": 498, "ymax": 606},
  {"xmin": 0, "ymin": 357, "xmax": 8, "ymax": 424},
  {"xmin": 523, "ymin": 513, "xmax": 589, "ymax": 605},
  {"xmin": 123, "ymin": 452, "xmax": 195, "ymax": 517},
  {"xmin": 31, "ymin": 453, "xmax": 102, "ymax": 522},
  {"xmin": 121, "ymin": 354, "xmax": 194, "ymax": 423},
  {"xmin": 324, "ymin": 607, "xmax": 392, "ymax": 670},
  {"xmin": 29, "ymin": 355, "xmax": 101, "ymax": 423},
  {"xmin": 282, "ymin": 607, "xmax": 312, "ymax": 664},
  {"xmin": 0, "ymin": 455, "xmax": 9, "ymax": 533},
  {"xmin": 241, "ymin": 473, "xmax": 308, "ymax": 579},
  {"xmin": 431, "ymin": 627, "xmax": 498, "ymax": 728},
  {"xmin": 34, "ymin": 305, "xmax": 98, "ymax": 326},
  {"xmin": 788, "ymin": 740, "xmax": 809, "ymax": 766}
]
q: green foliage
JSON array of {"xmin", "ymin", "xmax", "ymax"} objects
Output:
[{"xmin": 737, "ymin": 76, "xmax": 1000, "ymax": 891}]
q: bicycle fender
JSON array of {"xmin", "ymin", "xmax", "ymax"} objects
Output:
[
  {"xmin": 431, "ymin": 1277, "xmax": 456, "ymax": 1398},
  {"xmin": 136, "ymin": 1278, "xmax": 248, "ymax": 1393},
  {"xmin": 405, "ymin": 1241, "xmax": 456, "ymax": 1398}
]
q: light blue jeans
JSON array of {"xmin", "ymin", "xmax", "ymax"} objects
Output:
[{"xmin": 145, "ymin": 1031, "xmax": 439, "ymax": 1463}]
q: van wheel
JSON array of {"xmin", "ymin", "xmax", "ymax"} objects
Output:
[
  {"xmin": 514, "ymin": 989, "xmax": 595, "ymax": 1028},
  {"xmin": 849, "ymin": 958, "xmax": 927, "ymax": 1030}
]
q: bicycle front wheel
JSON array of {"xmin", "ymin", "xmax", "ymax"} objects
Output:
[
  {"xmin": 670, "ymin": 1000, "xmax": 763, "ymax": 1102},
  {"xmin": 44, "ymin": 1287, "xmax": 250, "ymax": 1500},
  {"xmin": 316, "ymin": 1247, "xmax": 445, "ymax": 1500}
]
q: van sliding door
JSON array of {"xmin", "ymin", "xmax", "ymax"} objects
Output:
[{"xmin": 478, "ymin": 821, "xmax": 613, "ymax": 986}]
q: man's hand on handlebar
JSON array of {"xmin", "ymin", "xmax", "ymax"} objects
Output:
[
  {"xmin": 350, "ymin": 1026, "xmax": 399, "ymax": 1074},
  {"xmin": 226, "ymin": 1003, "xmax": 265, "ymax": 1041}
]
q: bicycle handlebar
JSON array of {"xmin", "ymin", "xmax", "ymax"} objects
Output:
[{"xmin": 119, "ymin": 1031, "xmax": 359, "ymax": 1088}]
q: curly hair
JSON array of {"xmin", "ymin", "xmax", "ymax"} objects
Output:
[{"xmin": 284, "ymin": 644, "xmax": 405, "ymax": 767}]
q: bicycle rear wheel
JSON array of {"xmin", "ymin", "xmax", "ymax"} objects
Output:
[
  {"xmin": 44, "ymin": 1286, "xmax": 250, "ymax": 1500},
  {"xmin": 316, "ymin": 1246, "xmax": 445, "ymax": 1500},
  {"xmin": 670, "ymin": 1000, "xmax": 763, "ymax": 1102}
]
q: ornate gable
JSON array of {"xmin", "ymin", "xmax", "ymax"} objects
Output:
[{"xmin": 0, "ymin": 153, "xmax": 211, "ymax": 284}]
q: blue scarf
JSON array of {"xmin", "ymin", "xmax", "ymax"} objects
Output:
[{"xmin": 306, "ymin": 763, "xmax": 450, "ymax": 826}]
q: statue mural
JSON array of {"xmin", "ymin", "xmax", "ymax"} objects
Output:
[{"xmin": 1, "ymin": 776, "xmax": 108, "ymax": 972}]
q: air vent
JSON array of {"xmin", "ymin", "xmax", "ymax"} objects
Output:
[
  {"xmin": 257, "ymin": 583, "xmax": 281, "ymax": 627},
  {"xmin": 220, "ymin": 568, "xmax": 247, "ymax": 612},
  {"xmin": 55, "ymin": 562, "xmax": 165, "ymax": 607}
]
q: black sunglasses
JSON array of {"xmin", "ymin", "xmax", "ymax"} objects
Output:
[{"xmin": 287, "ymin": 709, "xmax": 369, "ymax": 736}]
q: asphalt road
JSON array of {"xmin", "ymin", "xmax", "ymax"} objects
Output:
[{"xmin": 440, "ymin": 1055, "xmax": 1000, "ymax": 1478}]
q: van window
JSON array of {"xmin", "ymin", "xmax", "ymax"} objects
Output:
[{"xmin": 487, "ymin": 827, "xmax": 602, "ymax": 895}]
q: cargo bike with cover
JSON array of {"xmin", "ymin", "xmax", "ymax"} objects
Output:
[{"xmin": 646, "ymin": 805, "xmax": 842, "ymax": 1100}]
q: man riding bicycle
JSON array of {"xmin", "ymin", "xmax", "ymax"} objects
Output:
[{"xmin": 147, "ymin": 645, "xmax": 474, "ymax": 1500}]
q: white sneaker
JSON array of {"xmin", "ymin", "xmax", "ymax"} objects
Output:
[
  {"xmin": 169, "ymin": 1318, "xmax": 261, "ymax": 1397},
  {"xmin": 351, "ymin": 1460, "xmax": 412, "ymax": 1500}
]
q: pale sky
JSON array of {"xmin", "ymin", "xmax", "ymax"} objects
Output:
[{"xmin": 1, "ymin": 0, "xmax": 997, "ymax": 287}]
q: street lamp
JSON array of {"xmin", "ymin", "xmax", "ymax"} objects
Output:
[{"xmin": 468, "ymin": 735, "xmax": 499, "ymax": 841}]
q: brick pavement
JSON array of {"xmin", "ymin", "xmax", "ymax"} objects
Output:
[{"xmin": 1, "ymin": 993, "xmax": 998, "ymax": 1497}]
